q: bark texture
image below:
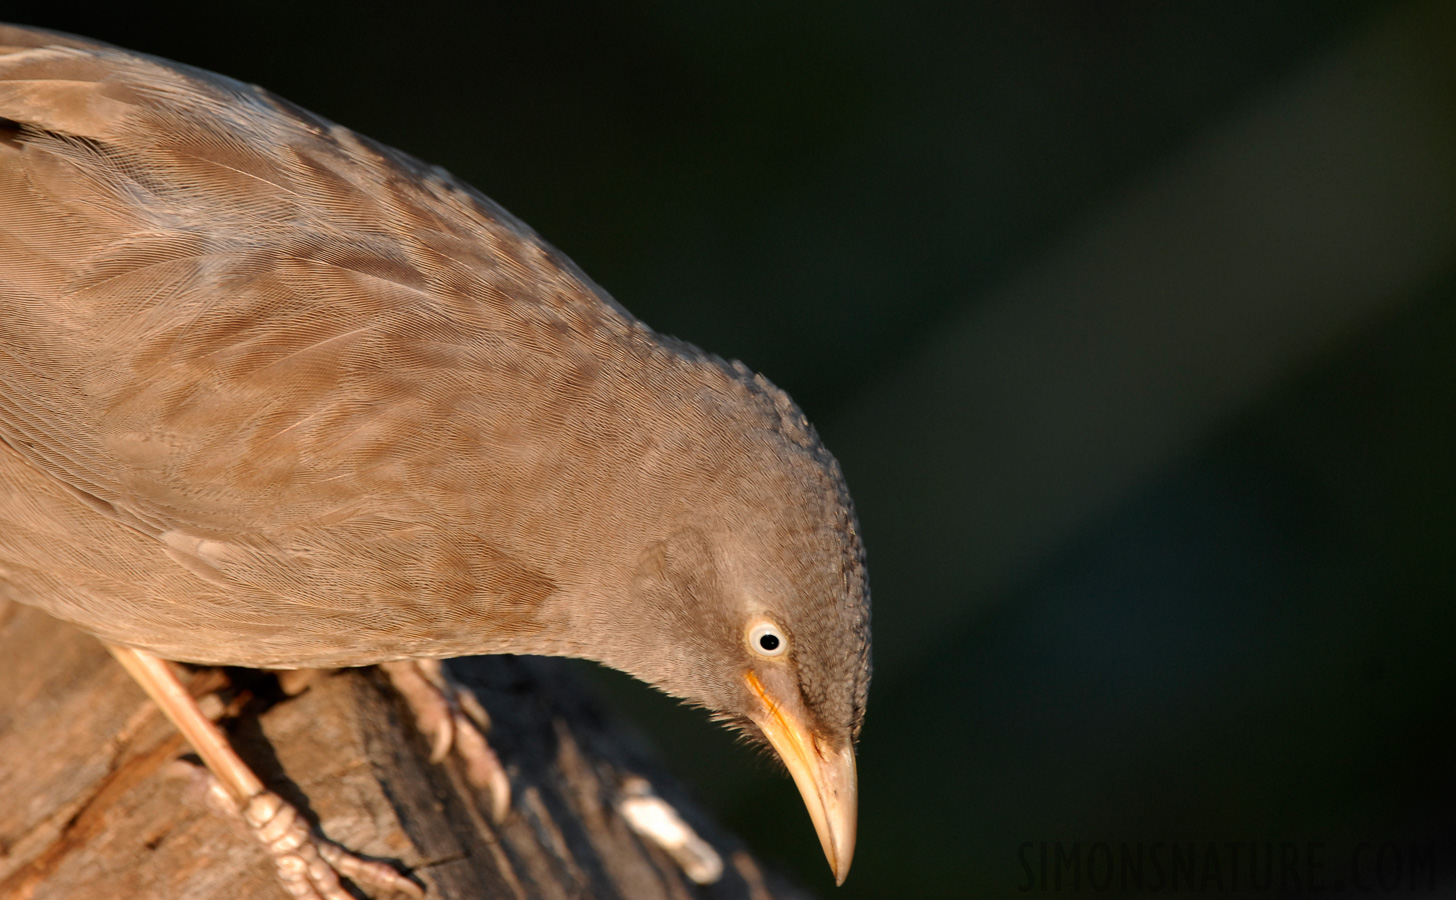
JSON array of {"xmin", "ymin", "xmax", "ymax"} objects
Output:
[{"xmin": 0, "ymin": 602, "xmax": 802, "ymax": 900}]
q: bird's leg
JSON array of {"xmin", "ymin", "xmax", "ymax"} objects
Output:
[
  {"xmin": 379, "ymin": 659, "xmax": 512, "ymax": 822},
  {"xmin": 105, "ymin": 644, "xmax": 424, "ymax": 900},
  {"xmin": 275, "ymin": 666, "xmax": 332, "ymax": 697}
]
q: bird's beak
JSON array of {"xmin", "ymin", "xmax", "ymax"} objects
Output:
[{"xmin": 745, "ymin": 670, "xmax": 858, "ymax": 884}]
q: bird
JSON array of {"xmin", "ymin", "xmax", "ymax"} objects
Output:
[{"xmin": 0, "ymin": 22, "xmax": 869, "ymax": 898}]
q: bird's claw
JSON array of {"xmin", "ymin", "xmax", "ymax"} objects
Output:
[
  {"xmin": 240, "ymin": 790, "xmax": 425, "ymax": 900},
  {"xmin": 381, "ymin": 659, "xmax": 512, "ymax": 822}
]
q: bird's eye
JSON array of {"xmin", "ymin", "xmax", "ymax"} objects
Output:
[{"xmin": 748, "ymin": 621, "xmax": 787, "ymax": 657}]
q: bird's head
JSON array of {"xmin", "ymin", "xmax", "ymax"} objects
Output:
[{"xmin": 593, "ymin": 380, "xmax": 870, "ymax": 885}]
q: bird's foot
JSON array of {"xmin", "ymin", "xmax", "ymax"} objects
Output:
[
  {"xmin": 225, "ymin": 789, "xmax": 425, "ymax": 900},
  {"xmin": 171, "ymin": 767, "xmax": 424, "ymax": 900},
  {"xmin": 380, "ymin": 659, "xmax": 512, "ymax": 821},
  {"xmin": 108, "ymin": 645, "xmax": 423, "ymax": 899}
]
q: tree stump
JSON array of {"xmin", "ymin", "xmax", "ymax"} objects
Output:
[{"xmin": 0, "ymin": 602, "xmax": 803, "ymax": 900}]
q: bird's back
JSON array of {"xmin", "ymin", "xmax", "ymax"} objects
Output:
[{"xmin": 0, "ymin": 26, "xmax": 778, "ymax": 667}]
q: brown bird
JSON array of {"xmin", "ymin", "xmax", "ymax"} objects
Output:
[{"xmin": 0, "ymin": 23, "xmax": 869, "ymax": 898}]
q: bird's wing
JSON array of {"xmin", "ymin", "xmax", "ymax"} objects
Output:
[{"xmin": 0, "ymin": 27, "xmax": 631, "ymax": 615}]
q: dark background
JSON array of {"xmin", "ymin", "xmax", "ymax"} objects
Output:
[{"xmin": 5, "ymin": 2, "xmax": 1454, "ymax": 896}]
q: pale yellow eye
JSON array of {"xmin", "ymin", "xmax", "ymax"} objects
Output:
[{"xmin": 748, "ymin": 621, "xmax": 787, "ymax": 657}]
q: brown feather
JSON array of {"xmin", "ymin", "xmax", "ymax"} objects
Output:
[{"xmin": 0, "ymin": 26, "xmax": 868, "ymax": 744}]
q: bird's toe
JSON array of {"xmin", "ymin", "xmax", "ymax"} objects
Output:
[
  {"xmin": 380, "ymin": 658, "xmax": 513, "ymax": 821},
  {"xmin": 244, "ymin": 790, "xmax": 425, "ymax": 900}
]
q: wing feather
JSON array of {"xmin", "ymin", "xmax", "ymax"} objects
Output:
[{"xmin": 0, "ymin": 27, "xmax": 658, "ymax": 660}]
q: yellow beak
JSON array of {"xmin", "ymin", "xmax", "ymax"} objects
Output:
[{"xmin": 745, "ymin": 671, "xmax": 858, "ymax": 884}]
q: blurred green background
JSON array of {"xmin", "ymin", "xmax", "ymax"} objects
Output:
[{"xmin": 7, "ymin": 1, "xmax": 1454, "ymax": 895}]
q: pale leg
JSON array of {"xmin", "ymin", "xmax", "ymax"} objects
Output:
[{"xmin": 106, "ymin": 644, "xmax": 423, "ymax": 900}]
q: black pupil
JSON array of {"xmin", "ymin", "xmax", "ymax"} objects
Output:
[{"xmin": 759, "ymin": 633, "xmax": 780, "ymax": 652}]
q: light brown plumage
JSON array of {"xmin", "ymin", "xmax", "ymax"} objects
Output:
[{"xmin": 0, "ymin": 24, "xmax": 868, "ymax": 884}]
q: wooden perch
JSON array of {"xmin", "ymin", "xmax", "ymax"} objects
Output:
[{"xmin": 0, "ymin": 602, "xmax": 804, "ymax": 900}]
